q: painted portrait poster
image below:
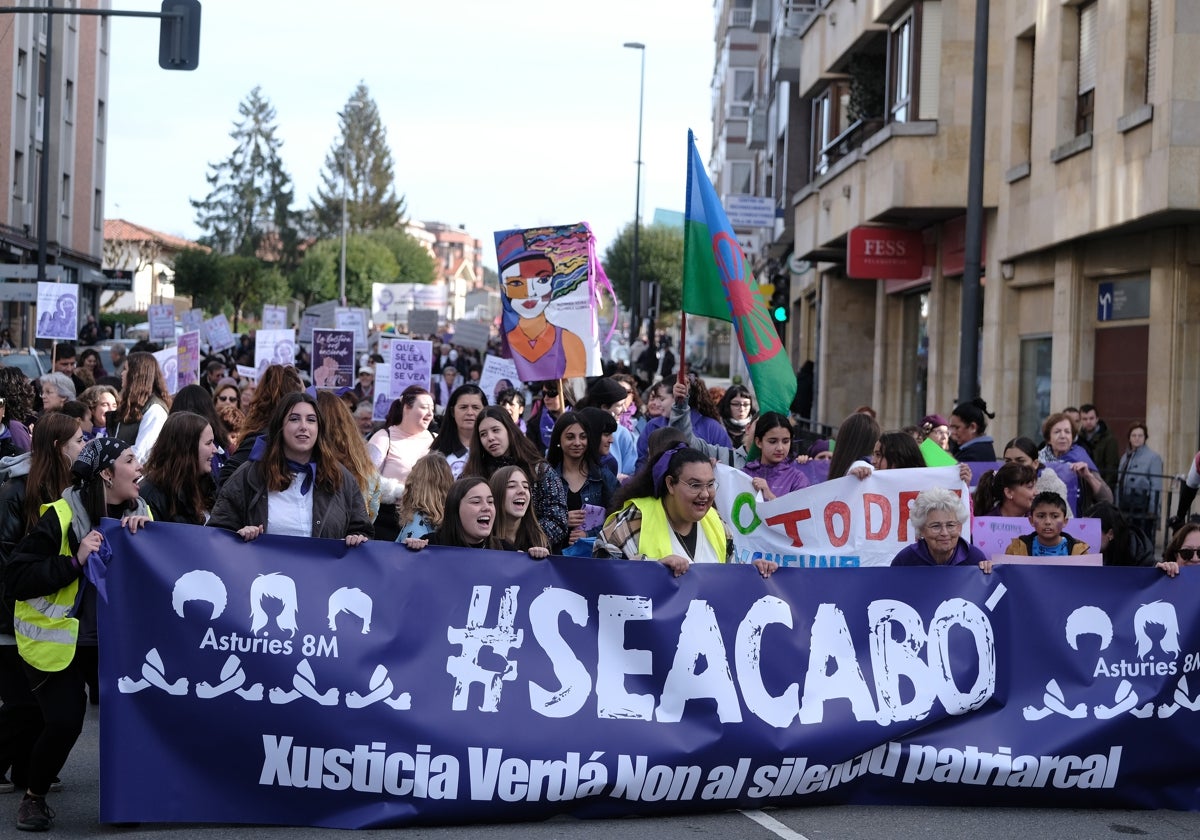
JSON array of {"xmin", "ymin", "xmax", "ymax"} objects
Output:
[
  {"xmin": 493, "ymin": 223, "xmax": 603, "ymax": 382},
  {"xmin": 311, "ymin": 329, "xmax": 355, "ymax": 389},
  {"xmin": 35, "ymin": 282, "xmax": 79, "ymax": 341},
  {"xmin": 152, "ymin": 347, "xmax": 179, "ymax": 395}
]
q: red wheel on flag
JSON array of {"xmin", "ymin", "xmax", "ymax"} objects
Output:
[{"xmin": 713, "ymin": 232, "xmax": 784, "ymax": 364}]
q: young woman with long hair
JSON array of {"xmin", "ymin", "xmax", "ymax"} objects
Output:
[
  {"xmin": 138, "ymin": 412, "xmax": 218, "ymax": 524},
  {"xmin": 973, "ymin": 462, "xmax": 1038, "ymax": 518},
  {"xmin": 430, "ymin": 384, "xmax": 486, "ymax": 478},
  {"xmin": 547, "ymin": 411, "xmax": 615, "ymax": 544},
  {"xmin": 315, "ymin": 389, "xmax": 382, "ymax": 523},
  {"xmin": 403, "ymin": 476, "xmax": 501, "ymax": 551},
  {"xmin": 827, "ymin": 412, "xmax": 882, "ymax": 481},
  {"xmin": 462, "ymin": 406, "xmax": 568, "ymax": 550},
  {"xmin": 873, "ymin": 430, "xmax": 926, "ymax": 470},
  {"xmin": 209, "ymin": 392, "xmax": 373, "ymax": 544},
  {"xmin": 0, "ymin": 413, "xmax": 82, "ymax": 813},
  {"xmin": 489, "ymin": 465, "xmax": 550, "ymax": 558},
  {"xmin": 106, "ymin": 351, "xmax": 172, "ymax": 463},
  {"xmin": 170, "ymin": 384, "xmax": 232, "ymax": 479},
  {"xmin": 217, "ymin": 365, "xmax": 304, "ymax": 484},
  {"xmin": 394, "ymin": 452, "xmax": 454, "ymax": 542},
  {"xmin": 5, "ymin": 438, "xmax": 149, "ymax": 829},
  {"xmin": 369, "ymin": 385, "xmax": 435, "ymax": 539}
]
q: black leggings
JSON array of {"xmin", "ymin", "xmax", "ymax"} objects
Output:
[
  {"xmin": 22, "ymin": 648, "xmax": 91, "ymax": 797},
  {"xmin": 0, "ymin": 645, "xmax": 42, "ymax": 789}
]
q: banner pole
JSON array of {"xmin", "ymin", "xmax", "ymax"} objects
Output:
[{"xmin": 677, "ymin": 312, "xmax": 688, "ymax": 384}]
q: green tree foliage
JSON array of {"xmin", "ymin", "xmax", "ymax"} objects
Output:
[
  {"xmin": 171, "ymin": 248, "xmax": 225, "ymax": 314},
  {"xmin": 369, "ymin": 228, "xmax": 437, "ymax": 285},
  {"xmin": 190, "ymin": 87, "xmax": 301, "ymax": 267},
  {"xmin": 172, "ymin": 250, "xmax": 288, "ymax": 332},
  {"xmin": 311, "ymin": 83, "xmax": 406, "ymax": 238},
  {"xmin": 289, "ymin": 230, "xmax": 436, "ymax": 309},
  {"xmin": 602, "ymin": 222, "xmax": 684, "ymax": 316}
]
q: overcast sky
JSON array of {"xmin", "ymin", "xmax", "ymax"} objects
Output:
[{"xmin": 105, "ymin": 0, "xmax": 716, "ymax": 269}]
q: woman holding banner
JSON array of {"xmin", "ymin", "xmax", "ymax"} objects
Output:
[
  {"xmin": 594, "ymin": 440, "xmax": 776, "ymax": 579},
  {"xmin": 5, "ymin": 438, "xmax": 150, "ymax": 831},
  {"xmin": 209, "ymin": 393, "xmax": 373, "ymax": 544},
  {"xmin": 891, "ymin": 487, "xmax": 991, "ymax": 570},
  {"xmin": 462, "ymin": 406, "xmax": 568, "ymax": 551}
]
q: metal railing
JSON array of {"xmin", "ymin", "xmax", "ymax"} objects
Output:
[{"xmin": 814, "ymin": 117, "xmax": 886, "ymax": 177}]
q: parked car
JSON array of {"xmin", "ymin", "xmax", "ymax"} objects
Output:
[{"xmin": 0, "ymin": 348, "xmax": 52, "ymax": 380}]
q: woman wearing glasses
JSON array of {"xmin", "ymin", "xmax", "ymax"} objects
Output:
[
  {"xmin": 717, "ymin": 385, "xmax": 756, "ymax": 450},
  {"xmin": 1160, "ymin": 523, "xmax": 1200, "ymax": 576},
  {"xmin": 594, "ymin": 437, "xmax": 776, "ymax": 579},
  {"xmin": 891, "ymin": 487, "xmax": 991, "ymax": 570},
  {"xmin": 212, "ymin": 378, "xmax": 240, "ymax": 410}
]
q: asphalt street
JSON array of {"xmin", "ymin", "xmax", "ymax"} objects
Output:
[{"xmin": 7, "ymin": 704, "xmax": 1198, "ymax": 838}]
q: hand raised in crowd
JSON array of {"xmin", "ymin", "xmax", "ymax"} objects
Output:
[
  {"xmin": 345, "ymin": 534, "xmax": 368, "ymax": 547},
  {"xmin": 672, "ymin": 381, "xmax": 689, "ymax": 404},
  {"xmin": 237, "ymin": 524, "xmax": 265, "ymax": 542},
  {"xmin": 848, "ymin": 465, "xmax": 873, "ymax": 481},
  {"xmin": 76, "ymin": 529, "xmax": 103, "ymax": 564},
  {"xmin": 958, "ymin": 463, "xmax": 973, "ymax": 484},
  {"xmin": 526, "ymin": 546, "xmax": 549, "ymax": 560}
]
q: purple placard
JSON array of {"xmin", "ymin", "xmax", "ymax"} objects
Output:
[
  {"xmin": 176, "ymin": 331, "xmax": 200, "ymax": 389},
  {"xmin": 973, "ymin": 516, "xmax": 1102, "ymax": 556},
  {"xmin": 311, "ymin": 329, "xmax": 355, "ymax": 390}
]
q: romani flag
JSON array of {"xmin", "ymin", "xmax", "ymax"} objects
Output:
[{"xmin": 682, "ymin": 130, "xmax": 797, "ymax": 416}]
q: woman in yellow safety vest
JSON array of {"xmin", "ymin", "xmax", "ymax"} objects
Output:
[{"xmin": 3, "ymin": 437, "xmax": 149, "ymax": 831}]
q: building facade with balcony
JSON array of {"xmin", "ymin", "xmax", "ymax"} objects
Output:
[
  {"xmin": 102, "ymin": 219, "xmax": 199, "ymax": 312},
  {"xmin": 0, "ymin": 1, "xmax": 111, "ymax": 343},
  {"xmin": 782, "ymin": 0, "xmax": 1197, "ymax": 477}
]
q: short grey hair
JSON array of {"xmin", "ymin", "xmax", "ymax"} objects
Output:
[
  {"xmin": 908, "ymin": 487, "xmax": 968, "ymax": 531},
  {"xmin": 41, "ymin": 372, "xmax": 76, "ymax": 400}
]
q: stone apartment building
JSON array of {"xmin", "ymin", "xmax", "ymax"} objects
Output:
[{"xmin": 717, "ymin": 0, "xmax": 1198, "ymax": 475}]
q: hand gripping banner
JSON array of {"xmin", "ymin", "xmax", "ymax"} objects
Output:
[{"xmin": 100, "ymin": 521, "xmax": 1200, "ymax": 828}]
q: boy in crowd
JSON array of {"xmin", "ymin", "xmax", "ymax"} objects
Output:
[{"xmin": 1006, "ymin": 491, "xmax": 1091, "ymax": 557}]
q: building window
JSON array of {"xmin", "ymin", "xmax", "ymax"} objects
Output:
[
  {"xmin": 16, "ymin": 50, "xmax": 27, "ymax": 94},
  {"xmin": 97, "ymin": 99, "xmax": 106, "ymax": 136},
  {"xmin": 64, "ymin": 80, "xmax": 74, "ymax": 124},
  {"xmin": 727, "ymin": 161, "xmax": 753, "ymax": 195},
  {"xmin": 1018, "ymin": 337, "xmax": 1052, "ymax": 440},
  {"xmin": 900, "ymin": 291, "xmax": 930, "ymax": 424},
  {"xmin": 811, "ymin": 82, "xmax": 851, "ymax": 177},
  {"xmin": 61, "ymin": 173, "xmax": 70, "ymax": 218},
  {"xmin": 13, "ymin": 151, "xmax": 24, "ymax": 199},
  {"xmin": 889, "ymin": 11, "xmax": 914, "ymax": 122},
  {"xmin": 728, "ymin": 68, "xmax": 755, "ymax": 119},
  {"xmin": 94, "ymin": 189, "xmax": 102, "ymax": 230},
  {"xmin": 1076, "ymin": 1, "xmax": 1097, "ymax": 136},
  {"xmin": 1011, "ymin": 31, "xmax": 1035, "ymax": 166},
  {"xmin": 1146, "ymin": 0, "xmax": 1158, "ymax": 102}
]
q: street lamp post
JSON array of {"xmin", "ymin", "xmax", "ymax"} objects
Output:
[
  {"xmin": 624, "ymin": 42, "xmax": 645, "ymax": 349},
  {"xmin": 339, "ymin": 140, "xmax": 349, "ymax": 307}
]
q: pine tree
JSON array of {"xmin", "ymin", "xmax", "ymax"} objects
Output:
[
  {"xmin": 312, "ymin": 83, "xmax": 406, "ymax": 238},
  {"xmin": 190, "ymin": 86, "xmax": 301, "ymax": 267}
]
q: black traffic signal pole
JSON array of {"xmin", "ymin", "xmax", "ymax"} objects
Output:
[{"xmin": 0, "ymin": 1, "xmax": 198, "ymax": 299}]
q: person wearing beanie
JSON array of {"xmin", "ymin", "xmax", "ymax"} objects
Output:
[{"xmin": 5, "ymin": 437, "xmax": 151, "ymax": 831}]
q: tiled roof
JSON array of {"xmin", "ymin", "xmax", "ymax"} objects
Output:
[{"xmin": 102, "ymin": 219, "xmax": 202, "ymax": 252}]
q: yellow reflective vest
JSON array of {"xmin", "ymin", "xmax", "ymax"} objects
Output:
[{"xmin": 13, "ymin": 499, "xmax": 82, "ymax": 672}]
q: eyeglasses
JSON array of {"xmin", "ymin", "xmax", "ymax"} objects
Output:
[
  {"xmin": 924, "ymin": 521, "xmax": 962, "ymax": 534},
  {"xmin": 730, "ymin": 400, "xmax": 752, "ymax": 409},
  {"xmin": 1177, "ymin": 548, "xmax": 1200, "ymax": 563},
  {"xmin": 678, "ymin": 480, "xmax": 718, "ymax": 493},
  {"xmin": 543, "ymin": 389, "xmax": 560, "ymax": 397}
]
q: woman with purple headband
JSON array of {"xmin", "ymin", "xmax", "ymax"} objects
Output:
[{"xmin": 593, "ymin": 429, "xmax": 776, "ymax": 579}]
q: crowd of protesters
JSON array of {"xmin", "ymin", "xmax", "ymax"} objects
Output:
[{"xmin": 0, "ymin": 329, "xmax": 1196, "ymax": 831}]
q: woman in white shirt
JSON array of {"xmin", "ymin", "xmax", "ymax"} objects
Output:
[
  {"xmin": 106, "ymin": 352, "xmax": 171, "ymax": 464},
  {"xmin": 209, "ymin": 392, "xmax": 373, "ymax": 544},
  {"xmin": 368, "ymin": 385, "xmax": 435, "ymax": 494}
]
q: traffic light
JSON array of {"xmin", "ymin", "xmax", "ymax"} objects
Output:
[
  {"xmin": 769, "ymin": 277, "xmax": 790, "ymax": 323},
  {"xmin": 159, "ymin": 0, "xmax": 202, "ymax": 71}
]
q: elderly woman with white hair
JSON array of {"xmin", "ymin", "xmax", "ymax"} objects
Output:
[
  {"xmin": 39, "ymin": 372, "xmax": 76, "ymax": 414},
  {"xmin": 891, "ymin": 486, "xmax": 991, "ymax": 571}
]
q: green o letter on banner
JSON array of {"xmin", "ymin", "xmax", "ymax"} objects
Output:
[{"xmin": 732, "ymin": 492, "xmax": 761, "ymax": 535}]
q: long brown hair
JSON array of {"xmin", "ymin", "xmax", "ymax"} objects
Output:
[
  {"xmin": 259, "ymin": 392, "xmax": 342, "ymax": 494},
  {"xmin": 22, "ymin": 412, "xmax": 81, "ymax": 531},
  {"xmin": 462, "ymin": 406, "xmax": 546, "ymax": 480},
  {"xmin": 239, "ymin": 365, "xmax": 303, "ymax": 440},
  {"xmin": 315, "ymin": 390, "xmax": 374, "ymax": 500},
  {"xmin": 141, "ymin": 411, "xmax": 215, "ymax": 524},
  {"xmin": 489, "ymin": 465, "xmax": 549, "ymax": 551},
  {"xmin": 396, "ymin": 452, "xmax": 453, "ymax": 529},
  {"xmin": 434, "ymin": 476, "xmax": 501, "ymax": 549},
  {"xmin": 114, "ymin": 352, "xmax": 171, "ymax": 424}
]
